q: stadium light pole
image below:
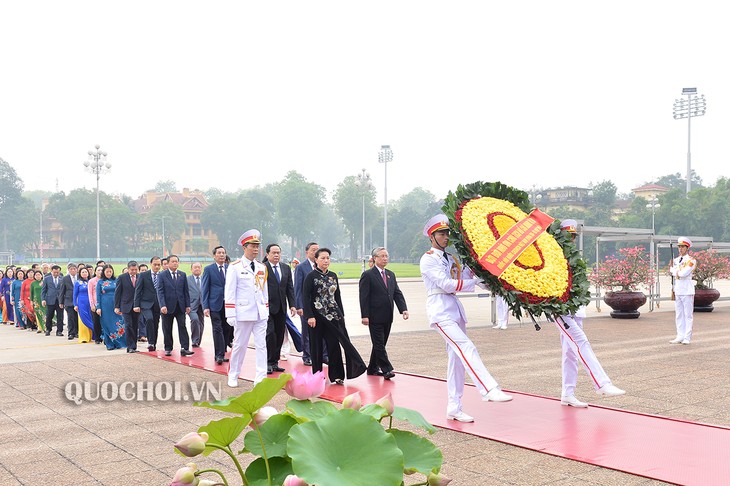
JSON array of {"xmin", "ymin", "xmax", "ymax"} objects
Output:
[
  {"xmin": 378, "ymin": 145, "xmax": 393, "ymax": 249},
  {"xmin": 83, "ymin": 145, "xmax": 110, "ymax": 261},
  {"xmin": 673, "ymin": 88, "xmax": 706, "ymax": 196}
]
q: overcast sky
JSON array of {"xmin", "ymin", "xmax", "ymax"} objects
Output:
[{"xmin": 1, "ymin": 1, "xmax": 727, "ymax": 204}]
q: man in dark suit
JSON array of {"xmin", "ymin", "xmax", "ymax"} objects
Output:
[
  {"xmin": 41, "ymin": 265, "xmax": 65, "ymax": 336},
  {"xmin": 295, "ymin": 242, "xmax": 328, "ymax": 366},
  {"xmin": 202, "ymin": 246, "xmax": 231, "ymax": 365},
  {"xmin": 264, "ymin": 243, "xmax": 296, "ymax": 374},
  {"xmin": 187, "ymin": 262, "xmax": 205, "ymax": 348},
  {"xmin": 59, "ymin": 263, "xmax": 79, "ymax": 340},
  {"xmin": 134, "ymin": 256, "xmax": 162, "ymax": 352},
  {"xmin": 359, "ymin": 247, "xmax": 409, "ymax": 380},
  {"xmin": 156, "ymin": 254, "xmax": 193, "ymax": 357},
  {"xmin": 115, "ymin": 260, "xmax": 141, "ymax": 353}
]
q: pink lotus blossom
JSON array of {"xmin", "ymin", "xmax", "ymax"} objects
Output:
[
  {"xmin": 282, "ymin": 474, "xmax": 308, "ymax": 486},
  {"xmin": 427, "ymin": 471, "xmax": 452, "ymax": 485},
  {"xmin": 251, "ymin": 406, "xmax": 278, "ymax": 428},
  {"xmin": 170, "ymin": 464, "xmax": 198, "ymax": 485},
  {"xmin": 375, "ymin": 392, "xmax": 395, "ymax": 415},
  {"xmin": 174, "ymin": 432, "xmax": 208, "ymax": 457},
  {"xmin": 284, "ymin": 370, "xmax": 326, "ymax": 400},
  {"xmin": 341, "ymin": 392, "xmax": 362, "ymax": 410}
]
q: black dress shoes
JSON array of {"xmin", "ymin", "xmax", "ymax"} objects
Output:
[
  {"xmin": 148, "ymin": 345, "xmax": 156, "ymax": 352},
  {"xmin": 192, "ymin": 344, "xmax": 200, "ymax": 348},
  {"xmin": 303, "ymin": 359, "xmax": 312, "ymax": 366},
  {"xmin": 272, "ymin": 366, "xmax": 286, "ymax": 372},
  {"xmin": 367, "ymin": 370, "xmax": 384, "ymax": 376},
  {"xmin": 383, "ymin": 371, "xmax": 396, "ymax": 380},
  {"xmin": 127, "ymin": 349, "xmax": 138, "ymax": 354},
  {"xmin": 165, "ymin": 350, "xmax": 172, "ymax": 356},
  {"xmin": 56, "ymin": 332, "xmax": 63, "ymax": 337},
  {"xmin": 68, "ymin": 335, "xmax": 74, "ymax": 340},
  {"xmin": 180, "ymin": 349, "xmax": 195, "ymax": 356},
  {"xmin": 216, "ymin": 358, "xmax": 223, "ymax": 365},
  {"xmin": 45, "ymin": 331, "xmax": 51, "ymax": 336},
  {"xmin": 267, "ymin": 367, "xmax": 274, "ymax": 375},
  {"xmin": 222, "ymin": 358, "xmax": 229, "ymax": 362}
]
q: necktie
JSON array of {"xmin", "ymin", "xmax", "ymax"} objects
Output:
[
  {"xmin": 381, "ymin": 270, "xmax": 387, "ymax": 287},
  {"xmin": 250, "ymin": 261, "xmax": 256, "ymax": 273},
  {"xmin": 219, "ymin": 265, "xmax": 225, "ymax": 280},
  {"xmin": 273, "ymin": 265, "xmax": 280, "ymax": 283},
  {"xmin": 54, "ymin": 277, "xmax": 58, "ymax": 286},
  {"xmin": 153, "ymin": 273, "xmax": 158, "ymax": 288},
  {"xmin": 131, "ymin": 275, "xmax": 136, "ymax": 287},
  {"xmin": 679, "ymin": 257, "xmax": 684, "ymax": 263},
  {"xmin": 443, "ymin": 252, "xmax": 449, "ymax": 264},
  {"xmin": 173, "ymin": 271, "xmax": 177, "ymax": 280},
  {"xmin": 196, "ymin": 276, "xmax": 200, "ymax": 289}
]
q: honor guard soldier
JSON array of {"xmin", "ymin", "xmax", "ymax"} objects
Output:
[
  {"xmin": 558, "ymin": 219, "xmax": 625, "ymax": 408},
  {"xmin": 225, "ymin": 229, "xmax": 269, "ymax": 388},
  {"xmin": 669, "ymin": 236, "xmax": 696, "ymax": 345},
  {"xmin": 420, "ymin": 214, "xmax": 512, "ymax": 424}
]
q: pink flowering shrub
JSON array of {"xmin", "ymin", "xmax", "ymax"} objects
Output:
[
  {"xmin": 589, "ymin": 246, "xmax": 655, "ymax": 292},
  {"xmin": 691, "ymin": 250, "xmax": 730, "ymax": 289}
]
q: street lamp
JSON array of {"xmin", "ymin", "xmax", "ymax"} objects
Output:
[
  {"xmin": 378, "ymin": 145, "xmax": 393, "ymax": 249},
  {"xmin": 355, "ymin": 168, "xmax": 373, "ymax": 272},
  {"xmin": 673, "ymin": 88, "xmax": 706, "ymax": 195},
  {"xmin": 646, "ymin": 197, "xmax": 660, "ymax": 234},
  {"xmin": 529, "ymin": 185, "xmax": 542, "ymax": 207},
  {"xmin": 83, "ymin": 144, "xmax": 111, "ymax": 260}
]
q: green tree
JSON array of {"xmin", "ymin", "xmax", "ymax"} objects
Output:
[
  {"xmin": 143, "ymin": 202, "xmax": 186, "ymax": 256},
  {"xmin": 652, "ymin": 171, "xmax": 703, "ymax": 191},
  {"xmin": 0, "ymin": 157, "xmax": 26, "ymax": 252},
  {"xmin": 201, "ymin": 188, "xmax": 276, "ymax": 253},
  {"xmin": 389, "ymin": 188, "xmax": 441, "ymax": 261},
  {"xmin": 189, "ymin": 238, "xmax": 209, "ymax": 256},
  {"xmin": 333, "ymin": 175, "xmax": 377, "ymax": 260},
  {"xmin": 154, "ymin": 180, "xmax": 178, "ymax": 193},
  {"xmin": 274, "ymin": 172, "xmax": 326, "ymax": 256},
  {"xmin": 590, "ymin": 180, "xmax": 617, "ymax": 207}
]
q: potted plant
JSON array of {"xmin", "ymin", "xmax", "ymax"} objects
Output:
[
  {"xmin": 690, "ymin": 249, "xmax": 730, "ymax": 312},
  {"xmin": 589, "ymin": 246, "xmax": 656, "ymax": 319}
]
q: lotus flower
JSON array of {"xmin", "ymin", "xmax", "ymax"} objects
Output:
[
  {"xmin": 282, "ymin": 474, "xmax": 308, "ymax": 486},
  {"xmin": 341, "ymin": 391, "xmax": 362, "ymax": 410},
  {"xmin": 427, "ymin": 472, "xmax": 452, "ymax": 485},
  {"xmin": 251, "ymin": 406, "xmax": 278, "ymax": 428},
  {"xmin": 170, "ymin": 464, "xmax": 198, "ymax": 485},
  {"xmin": 375, "ymin": 392, "xmax": 395, "ymax": 415},
  {"xmin": 174, "ymin": 431, "xmax": 209, "ymax": 457},
  {"xmin": 284, "ymin": 370, "xmax": 326, "ymax": 400}
]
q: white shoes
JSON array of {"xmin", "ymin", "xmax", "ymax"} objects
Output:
[
  {"xmin": 483, "ymin": 388, "xmax": 513, "ymax": 402},
  {"xmin": 596, "ymin": 383, "xmax": 626, "ymax": 397},
  {"xmin": 681, "ymin": 339, "xmax": 690, "ymax": 345},
  {"xmin": 492, "ymin": 323, "xmax": 507, "ymax": 330},
  {"xmin": 499, "ymin": 325, "xmax": 507, "ymax": 330},
  {"xmin": 669, "ymin": 338, "xmax": 682, "ymax": 344},
  {"xmin": 561, "ymin": 395, "xmax": 588, "ymax": 408},
  {"xmin": 492, "ymin": 323, "xmax": 501, "ymax": 329},
  {"xmin": 447, "ymin": 411, "xmax": 474, "ymax": 423},
  {"xmin": 227, "ymin": 377, "xmax": 239, "ymax": 388},
  {"xmin": 280, "ymin": 354, "xmax": 288, "ymax": 361}
]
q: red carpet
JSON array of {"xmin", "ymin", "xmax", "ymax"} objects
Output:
[{"xmin": 144, "ymin": 347, "xmax": 730, "ymax": 486}]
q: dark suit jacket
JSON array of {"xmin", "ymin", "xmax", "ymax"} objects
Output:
[
  {"xmin": 60, "ymin": 274, "xmax": 76, "ymax": 306},
  {"xmin": 156, "ymin": 269, "xmax": 190, "ymax": 313},
  {"xmin": 114, "ymin": 273, "xmax": 137, "ymax": 313},
  {"xmin": 359, "ymin": 266, "xmax": 408, "ymax": 324},
  {"xmin": 294, "ymin": 259, "xmax": 315, "ymax": 309},
  {"xmin": 201, "ymin": 262, "xmax": 227, "ymax": 312},
  {"xmin": 134, "ymin": 270, "xmax": 160, "ymax": 310},
  {"xmin": 41, "ymin": 274, "xmax": 62, "ymax": 305},
  {"xmin": 265, "ymin": 261, "xmax": 295, "ymax": 315}
]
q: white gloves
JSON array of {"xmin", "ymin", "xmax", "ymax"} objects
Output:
[{"xmin": 227, "ymin": 317, "xmax": 237, "ymax": 327}]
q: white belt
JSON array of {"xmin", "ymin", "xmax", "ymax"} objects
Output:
[{"xmin": 428, "ymin": 289, "xmax": 455, "ymax": 297}]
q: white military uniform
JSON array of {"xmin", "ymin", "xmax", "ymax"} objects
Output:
[
  {"xmin": 670, "ymin": 250, "xmax": 696, "ymax": 343},
  {"xmin": 420, "ymin": 247, "xmax": 501, "ymax": 416},
  {"xmin": 494, "ymin": 295, "xmax": 510, "ymax": 329},
  {"xmin": 225, "ymin": 256, "xmax": 269, "ymax": 384}
]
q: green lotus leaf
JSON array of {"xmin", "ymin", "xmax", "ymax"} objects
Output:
[
  {"xmin": 288, "ymin": 408, "xmax": 404, "ymax": 486},
  {"xmin": 194, "ymin": 374, "xmax": 291, "ymax": 415},
  {"xmin": 359, "ymin": 403, "xmax": 388, "ymax": 421},
  {"xmin": 245, "ymin": 456, "xmax": 293, "ymax": 486},
  {"xmin": 242, "ymin": 413, "xmax": 297, "ymax": 458},
  {"xmin": 285, "ymin": 398, "xmax": 338, "ymax": 421},
  {"xmin": 392, "ymin": 406, "xmax": 436, "ymax": 434},
  {"xmin": 389, "ymin": 429, "xmax": 442, "ymax": 475},
  {"xmin": 196, "ymin": 416, "xmax": 248, "ymax": 457}
]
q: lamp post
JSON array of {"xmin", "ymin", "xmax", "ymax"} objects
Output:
[
  {"xmin": 355, "ymin": 168, "xmax": 373, "ymax": 272},
  {"xmin": 378, "ymin": 145, "xmax": 393, "ymax": 249},
  {"xmin": 529, "ymin": 185, "xmax": 542, "ymax": 207},
  {"xmin": 673, "ymin": 88, "xmax": 706, "ymax": 196},
  {"xmin": 83, "ymin": 144, "xmax": 111, "ymax": 261},
  {"xmin": 646, "ymin": 197, "xmax": 660, "ymax": 234}
]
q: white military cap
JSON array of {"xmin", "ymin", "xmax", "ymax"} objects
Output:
[
  {"xmin": 560, "ymin": 219, "xmax": 578, "ymax": 233},
  {"xmin": 677, "ymin": 236, "xmax": 692, "ymax": 248},
  {"xmin": 423, "ymin": 214, "xmax": 449, "ymax": 237},
  {"xmin": 238, "ymin": 229, "xmax": 261, "ymax": 246}
]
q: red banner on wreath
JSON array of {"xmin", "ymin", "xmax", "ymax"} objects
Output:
[{"xmin": 478, "ymin": 209, "xmax": 555, "ymax": 277}]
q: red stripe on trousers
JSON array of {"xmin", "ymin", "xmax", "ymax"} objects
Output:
[
  {"xmin": 435, "ymin": 322, "xmax": 492, "ymax": 393},
  {"xmin": 556, "ymin": 318, "xmax": 600, "ymax": 388}
]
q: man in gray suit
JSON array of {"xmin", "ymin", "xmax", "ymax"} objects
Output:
[
  {"xmin": 41, "ymin": 265, "xmax": 65, "ymax": 336},
  {"xmin": 59, "ymin": 263, "xmax": 79, "ymax": 340},
  {"xmin": 187, "ymin": 262, "xmax": 205, "ymax": 348}
]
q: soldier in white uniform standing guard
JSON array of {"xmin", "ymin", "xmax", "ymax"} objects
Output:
[
  {"xmin": 669, "ymin": 236, "xmax": 696, "ymax": 345},
  {"xmin": 225, "ymin": 229, "xmax": 269, "ymax": 388},
  {"xmin": 420, "ymin": 214, "xmax": 512, "ymax": 424}
]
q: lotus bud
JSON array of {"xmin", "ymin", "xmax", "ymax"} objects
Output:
[
  {"xmin": 427, "ymin": 472, "xmax": 453, "ymax": 485},
  {"xmin": 170, "ymin": 465, "xmax": 199, "ymax": 486},
  {"xmin": 375, "ymin": 392, "xmax": 395, "ymax": 415},
  {"xmin": 174, "ymin": 432, "xmax": 209, "ymax": 457},
  {"xmin": 282, "ymin": 474, "xmax": 308, "ymax": 486},
  {"xmin": 341, "ymin": 391, "xmax": 362, "ymax": 410},
  {"xmin": 284, "ymin": 370, "xmax": 326, "ymax": 400},
  {"xmin": 251, "ymin": 406, "xmax": 278, "ymax": 428}
]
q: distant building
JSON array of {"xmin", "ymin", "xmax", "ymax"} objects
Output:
[
  {"xmin": 530, "ymin": 186, "xmax": 593, "ymax": 212},
  {"xmin": 632, "ymin": 183, "xmax": 669, "ymax": 201}
]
